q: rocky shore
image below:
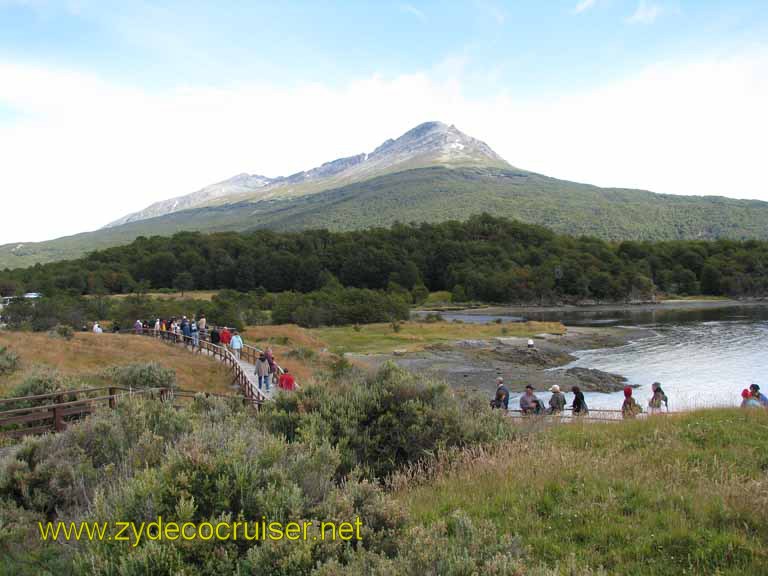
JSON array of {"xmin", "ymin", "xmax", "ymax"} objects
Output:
[{"xmin": 347, "ymin": 325, "xmax": 652, "ymax": 395}]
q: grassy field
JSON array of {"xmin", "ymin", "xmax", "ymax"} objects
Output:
[
  {"xmin": 310, "ymin": 319, "xmax": 565, "ymax": 354},
  {"xmin": 102, "ymin": 290, "xmax": 220, "ymax": 301},
  {"xmin": 398, "ymin": 409, "xmax": 768, "ymax": 575},
  {"xmin": 0, "ymin": 331, "xmax": 232, "ymax": 394},
  {"xmin": 240, "ymin": 321, "xmax": 564, "ymax": 382}
]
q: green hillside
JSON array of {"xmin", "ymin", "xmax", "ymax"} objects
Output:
[{"xmin": 3, "ymin": 166, "xmax": 768, "ymax": 269}]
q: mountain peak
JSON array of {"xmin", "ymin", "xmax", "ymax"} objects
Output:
[
  {"xmin": 104, "ymin": 121, "xmax": 508, "ymax": 228},
  {"xmin": 369, "ymin": 121, "xmax": 507, "ymax": 167}
]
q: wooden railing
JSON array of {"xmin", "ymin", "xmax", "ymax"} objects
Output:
[
  {"xmin": 503, "ymin": 407, "xmax": 675, "ymax": 422},
  {"xmin": 0, "ymin": 386, "xmax": 234, "ymax": 438},
  {"xmin": 129, "ymin": 328, "xmax": 266, "ymax": 404},
  {"xmin": 207, "ymin": 325, "xmax": 286, "ymax": 377}
]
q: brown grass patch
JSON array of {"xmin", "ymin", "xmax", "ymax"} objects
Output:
[{"xmin": 0, "ymin": 332, "xmax": 233, "ymax": 395}]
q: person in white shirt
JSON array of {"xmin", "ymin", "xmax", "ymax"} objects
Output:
[{"xmin": 92, "ymin": 322, "xmax": 103, "ymax": 334}]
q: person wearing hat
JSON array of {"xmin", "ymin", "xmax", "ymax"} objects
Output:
[
  {"xmin": 520, "ymin": 385, "xmax": 542, "ymax": 415},
  {"xmin": 741, "ymin": 389, "xmax": 761, "ymax": 409},
  {"xmin": 547, "ymin": 385, "xmax": 566, "ymax": 414},
  {"xmin": 749, "ymin": 384, "xmax": 768, "ymax": 407},
  {"xmin": 621, "ymin": 386, "xmax": 642, "ymax": 419},
  {"xmin": 491, "ymin": 377, "xmax": 509, "ymax": 410}
]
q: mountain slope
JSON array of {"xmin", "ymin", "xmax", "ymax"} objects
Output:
[
  {"xmin": 3, "ymin": 120, "xmax": 768, "ymax": 270},
  {"xmin": 4, "ymin": 165, "xmax": 768, "ymax": 270}
]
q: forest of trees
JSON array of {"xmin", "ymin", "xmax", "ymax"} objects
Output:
[{"xmin": 2, "ymin": 214, "xmax": 768, "ymax": 305}]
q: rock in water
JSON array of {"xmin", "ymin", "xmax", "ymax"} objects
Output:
[{"xmin": 565, "ymin": 367, "xmax": 631, "ymax": 392}]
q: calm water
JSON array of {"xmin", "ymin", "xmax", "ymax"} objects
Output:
[{"xmin": 434, "ymin": 305, "xmax": 768, "ymax": 411}]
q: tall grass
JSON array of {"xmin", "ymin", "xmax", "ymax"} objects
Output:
[{"xmin": 399, "ymin": 409, "xmax": 768, "ymax": 575}]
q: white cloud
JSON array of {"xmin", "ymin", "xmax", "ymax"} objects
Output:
[
  {"xmin": 400, "ymin": 3, "xmax": 426, "ymax": 21},
  {"xmin": 474, "ymin": 0, "xmax": 506, "ymax": 25},
  {"xmin": 573, "ymin": 0, "xmax": 596, "ymax": 15},
  {"xmin": 628, "ymin": 1, "xmax": 662, "ymax": 24},
  {"xmin": 0, "ymin": 49, "xmax": 767, "ymax": 244}
]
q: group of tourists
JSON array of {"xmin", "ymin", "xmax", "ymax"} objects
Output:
[
  {"xmin": 92, "ymin": 314, "xmax": 297, "ymax": 394},
  {"xmin": 491, "ymin": 378, "xmax": 669, "ymax": 419},
  {"xmin": 741, "ymin": 384, "xmax": 768, "ymax": 408}
]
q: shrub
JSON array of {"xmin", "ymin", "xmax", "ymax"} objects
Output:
[
  {"xmin": 272, "ymin": 287, "xmax": 410, "ymax": 327},
  {"xmin": 48, "ymin": 324, "xmax": 74, "ymax": 340},
  {"xmin": 422, "ymin": 312, "xmax": 443, "ymax": 323},
  {"xmin": 286, "ymin": 347, "xmax": 317, "ymax": 361},
  {"xmin": 0, "ymin": 346, "xmax": 19, "ymax": 376},
  {"xmin": 103, "ymin": 363, "xmax": 177, "ymax": 390},
  {"xmin": 6, "ymin": 369, "xmax": 66, "ymax": 400},
  {"xmin": 259, "ymin": 363, "xmax": 514, "ymax": 480},
  {"xmin": 425, "ymin": 291, "xmax": 453, "ymax": 305}
]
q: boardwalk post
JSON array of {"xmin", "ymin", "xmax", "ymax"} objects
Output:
[
  {"xmin": 108, "ymin": 387, "xmax": 117, "ymax": 409},
  {"xmin": 52, "ymin": 394, "xmax": 65, "ymax": 432}
]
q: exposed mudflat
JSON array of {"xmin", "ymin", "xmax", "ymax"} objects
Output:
[{"xmin": 348, "ymin": 326, "xmax": 651, "ymax": 396}]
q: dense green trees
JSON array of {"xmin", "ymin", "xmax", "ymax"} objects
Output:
[{"xmin": 3, "ymin": 215, "xmax": 768, "ymax": 306}]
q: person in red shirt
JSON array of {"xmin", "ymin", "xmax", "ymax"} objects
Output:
[
  {"xmin": 220, "ymin": 327, "xmax": 232, "ymax": 346},
  {"xmin": 278, "ymin": 368, "xmax": 296, "ymax": 391}
]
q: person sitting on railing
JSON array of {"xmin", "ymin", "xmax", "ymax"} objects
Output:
[
  {"xmin": 256, "ymin": 352, "xmax": 271, "ymax": 392},
  {"xmin": 547, "ymin": 385, "xmax": 566, "ymax": 414},
  {"xmin": 648, "ymin": 382, "xmax": 668, "ymax": 414},
  {"xmin": 749, "ymin": 384, "xmax": 768, "ymax": 407},
  {"xmin": 571, "ymin": 385, "xmax": 589, "ymax": 416},
  {"xmin": 621, "ymin": 386, "xmax": 642, "ymax": 418},
  {"xmin": 490, "ymin": 377, "xmax": 509, "ymax": 410},
  {"xmin": 520, "ymin": 385, "xmax": 543, "ymax": 415},
  {"xmin": 740, "ymin": 389, "xmax": 760, "ymax": 409},
  {"xmin": 230, "ymin": 331, "xmax": 243, "ymax": 359},
  {"xmin": 278, "ymin": 368, "xmax": 296, "ymax": 391}
]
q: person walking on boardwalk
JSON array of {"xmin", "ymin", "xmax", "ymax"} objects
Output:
[
  {"xmin": 278, "ymin": 367, "xmax": 296, "ymax": 391},
  {"xmin": 220, "ymin": 326, "xmax": 232, "ymax": 348},
  {"xmin": 491, "ymin": 377, "xmax": 509, "ymax": 410},
  {"xmin": 621, "ymin": 386, "xmax": 642, "ymax": 419},
  {"xmin": 749, "ymin": 384, "xmax": 768, "ymax": 407},
  {"xmin": 210, "ymin": 326, "xmax": 221, "ymax": 345},
  {"xmin": 571, "ymin": 385, "xmax": 589, "ymax": 416},
  {"xmin": 548, "ymin": 385, "xmax": 566, "ymax": 414},
  {"xmin": 230, "ymin": 331, "xmax": 243, "ymax": 359},
  {"xmin": 92, "ymin": 322, "xmax": 102, "ymax": 334},
  {"xmin": 154, "ymin": 318, "xmax": 160, "ymax": 332},
  {"xmin": 256, "ymin": 352, "xmax": 271, "ymax": 392},
  {"xmin": 134, "ymin": 319, "xmax": 143, "ymax": 334},
  {"xmin": 265, "ymin": 346, "xmax": 275, "ymax": 372},
  {"xmin": 191, "ymin": 318, "xmax": 199, "ymax": 348},
  {"xmin": 198, "ymin": 315, "xmax": 207, "ymax": 340},
  {"xmin": 741, "ymin": 389, "xmax": 761, "ymax": 408},
  {"xmin": 648, "ymin": 382, "xmax": 668, "ymax": 414}
]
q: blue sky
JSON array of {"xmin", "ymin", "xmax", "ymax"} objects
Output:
[
  {"xmin": 3, "ymin": 1, "xmax": 766, "ymax": 93},
  {"xmin": 1, "ymin": 1, "xmax": 767, "ymax": 243}
]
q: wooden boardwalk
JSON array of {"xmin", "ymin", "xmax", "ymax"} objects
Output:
[{"xmin": 0, "ymin": 328, "xmax": 282, "ymax": 441}]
